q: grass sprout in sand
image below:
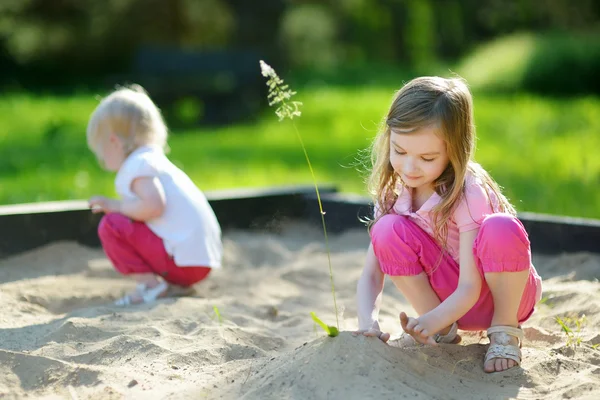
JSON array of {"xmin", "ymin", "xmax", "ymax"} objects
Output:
[{"xmin": 260, "ymin": 60, "xmax": 339, "ymax": 333}]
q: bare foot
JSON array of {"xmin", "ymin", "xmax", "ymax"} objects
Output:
[{"xmin": 351, "ymin": 329, "xmax": 391, "ymax": 343}]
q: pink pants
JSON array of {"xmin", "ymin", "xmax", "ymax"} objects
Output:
[
  {"xmin": 98, "ymin": 213, "xmax": 211, "ymax": 287},
  {"xmin": 371, "ymin": 213, "xmax": 542, "ymax": 331}
]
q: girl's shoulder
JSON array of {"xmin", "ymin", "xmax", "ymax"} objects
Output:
[
  {"xmin": 462, "ymin": 173, "xmax": 493, "ymax": 206},
  {"xmin": 463, "ymin": 163, "xmax": 498, "ymax": 199},
  {"xmin": 117, "ymin": 146, "xmax": 164, "ymax": 180},
  {"xmin": 453, "ymin": 168, "xmax": 498, "ymax": 231},
  {"xmin": 464, "ymin": 166, "xmax": 484, "ymax": 187}
]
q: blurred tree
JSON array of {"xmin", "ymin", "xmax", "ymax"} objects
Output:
[
  {"xmin": 476, "ymin": 0, "xmax": 600, "ymax": 34},
  {"xmin": 334, "ymin": 0, "xmax": 395, "ymax": 64},
  {"xmin": 0, "ymin": 0, "xmax": 599, "ymax": 88},
  {"xmin": 404, "ymin": 0, "xmax": 436, "ymax": 70},
  {"xmin": 222, "ymin": 0, "xmax": 286, "ymax": 65},
  {"xmin": 0, "ymin": 0, "xmax": 236, "ymax": 88},
  {"xmin": 435, "ymin": 0, "xmax": 466, "ymax": 60},
  {"xmin": 279, "ymin": 3, "xmax": 340, "ymax": 69}
]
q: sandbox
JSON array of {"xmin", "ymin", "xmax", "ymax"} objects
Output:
[{"xmin": 1, "ymin": 186, "xmax": 599, "ymax": 399}]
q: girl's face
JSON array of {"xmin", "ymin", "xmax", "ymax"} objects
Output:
[
  {"xmin": 95, "ymin": 133, "xmax": 127, "ymax": 172},
  {"xmin": 389, "ymin": 124, "xmax": 450, "ymax": 192}
]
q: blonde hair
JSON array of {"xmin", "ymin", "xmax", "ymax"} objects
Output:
[
  {"xmin": 87, "ymin": 84, "xmax": 168, "ymax": 157},
  {"xmin": 368, "ymin": 76, "xmax": 516, "ymax": 246}
]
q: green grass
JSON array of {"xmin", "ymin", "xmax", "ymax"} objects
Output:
[
  {"xmin": 456, "ymin": 33, "xmax": 536, "ymax": 93},
  {"xmin": 0, "ymin": 88, "xmax": 599, "ymax": 219},
  {"xmin": 455, "ymin": 32, "xmax": 600, "ymax": 95}
]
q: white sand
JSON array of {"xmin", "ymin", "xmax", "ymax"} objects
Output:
[{"xmin": 0, "ymin": 223, "xmax": 599, "ymax": 399}]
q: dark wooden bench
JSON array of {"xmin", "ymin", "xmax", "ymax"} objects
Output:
[{"xmin": 125, "ymin": 47, "xmax": 267, "ymax": 127}]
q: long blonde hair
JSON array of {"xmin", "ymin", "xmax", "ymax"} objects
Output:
[
  {"xmin": 367, "ymin": 76, "xmax": 515, "ymax": 246},
  {"xmin": 87, "ymin": 84, "xmax": 168, "ymax": 157}
]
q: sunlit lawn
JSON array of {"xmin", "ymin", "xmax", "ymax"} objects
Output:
[{"xmin": 0, "ymin": 87, "xmax": 599, "ymax": 219}]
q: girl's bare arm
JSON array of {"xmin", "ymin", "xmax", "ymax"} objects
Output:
[{"xmin": 356, "ymin": 243, "xmax": 386, "ymax": 331}]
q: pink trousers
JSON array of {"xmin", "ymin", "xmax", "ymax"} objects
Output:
[
  {"xmin": 98, "ymin": 213, "xmax": 211, "ymax": 287},
  {"xmin": 371, "ymin": 213, "xmax": 542, "ymax": 331}
]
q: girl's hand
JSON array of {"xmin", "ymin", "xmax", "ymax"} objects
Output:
[
  {"xmin": 352, "ymin": 327, "xmax": 391, "ymax": 343},
  {"xmin": 89, "ymin": 196, "xmax": 122, "ymax": 214},
  {"xmin": 400, "ymin": 312, "xmax": 437, "ymax": 346}
]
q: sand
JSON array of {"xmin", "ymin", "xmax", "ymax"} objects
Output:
[{"xmin": 0, "ymin": 223, "xmax": 599, "ymax": 399}]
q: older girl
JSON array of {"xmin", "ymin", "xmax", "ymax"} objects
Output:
[{"xmin": 355, "ymin": 77, "xmax": 542, "ymax": 373}]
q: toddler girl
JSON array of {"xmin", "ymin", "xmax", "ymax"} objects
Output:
[
  {"xmin": 87, "ymin": 85, "xmax": 222, "ymax": 306},
  {"xmin": 355, "ymin": 76, "xmax": 542, "ymax": 373}
]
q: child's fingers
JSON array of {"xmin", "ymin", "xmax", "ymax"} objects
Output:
[
  {"xmin": 89, "ymin": 196, "xmax": 103, "ymax": 204},
  {"xmin": 419, "ymin": 331, "xmax": 437, "ymax": 346},
  {"xmin": 414, "ymin": 332, "xmax": 437, "ymax": 346},
  {"xmin": 406, "ymin": 318, "xmax": 419, "ymax": 331},
  {"xmin": 425, "ymin": 336, "xmax": 438, "ymax": 346},
  {"xmin": 399, "ymin": 312, "xmax": 408, "ymax": 328},
  {"xmin": 413, "ymin": 325, "xmax": 430, "ymax": 337}
]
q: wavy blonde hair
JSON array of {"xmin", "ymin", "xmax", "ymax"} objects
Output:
[
  {"xmin": 87, "ymin": 84, "xmax": 169, "ymax": 158},
  {"xmin": 367, "ymin": 76, "xmax": 516, "ymax": 246}
]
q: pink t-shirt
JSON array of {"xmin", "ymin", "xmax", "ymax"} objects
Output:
[{"xmin": 386, "ymin": 171, "xmax": 501, "ymax": 261}]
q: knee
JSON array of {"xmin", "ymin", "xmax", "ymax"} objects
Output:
[
  {"xmin": 371, "ymin": 214, "xmax": 408, "ymax": 246},
  {"xmin": 97, "ymin": 213, "xmax": 128, "ymax": 241},
  {"xmin": 480, "ymin": 213, "xmax": 523, "ymax": 237},
  {"xmin": 478, "ymin": 213, "xmax": 530, "ymax": 249}
]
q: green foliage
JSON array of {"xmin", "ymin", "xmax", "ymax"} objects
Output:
[
  {"xmin": 457, "ymin": 32, "xmax": 600, "ymax": 95},
  {"xmin": 473, "ymin": 94, "xmax": 600, "ymax": 218},
  {"xmin": 173, "ymin": 97, "xmax": 204, "ymax": 127},
  {"xmin": 2, "ymin": 0, "xmax": 600, "ymax": 86},
  {"xmin": 212, "ymin": 306, "xmax": 223, "ymax": 324},
  {"xmin": 0, "ymin": 0, "xmax": 236, "ymax": 87},
  {"xmin": 279, "ymin": 4, "xmax": 339, "ymax": 70},
  {"xmin": 310, "ymin": 312, "xmax": 339, "ymax": 337},
  {"xmin": 404, "ymin": 0, "xmax": 437, "ymax": 70},
  {"xmin": 522, "ymin": 33, "xmax": 600, "ymax": 95},
  {"xmin": 555, "ymin": 315, "xmax": 588, "ymax": 349},
  {"xmin": 0, "ymin": 0, "xmax": 236, "ymax": 63},
  {"xmin": 1, "ymin": 88, "xmax": 600, "ymax": 220},
  {"xmin": 456, "ymin": 33, "xmax": 536, "ymax": 93}
]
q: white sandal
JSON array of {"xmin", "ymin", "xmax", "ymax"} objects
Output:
[
  {"xmin": 115, "ymin": 281, "xmax": 169, "ymax": 306},
  {"xmin": 396, "ymin": 321, "xmax": 459, "ymax": 347},
  {"xmin": 485, "ymin": 325, "xmax": 523, "ymax": 368},
  {"xmin": 433, "ymin": 321, "xmax": 459, "ymax": 344}
]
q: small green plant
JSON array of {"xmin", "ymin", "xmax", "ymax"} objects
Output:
[
  {"xmin": 555, "ymin": 315, "xmax": 587, "ymax": 349},
  {"xmin": 537, "ymin": 296, "xmax": 549, "ymax": 306},
  {"xmin": 260, "ymin": 60, "xmax": 339, "ymax": 331},
  {"xmin": 212, "ymin": 305, "xmax": 224, "ymax": 324},
  {"xmin": 311, "ymin": 312, "xmax": 339, "ymax": 337}
]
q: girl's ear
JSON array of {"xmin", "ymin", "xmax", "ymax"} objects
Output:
[{"xmin": 108, "ymin": 133, "xmax": 124, "ymax": 148}]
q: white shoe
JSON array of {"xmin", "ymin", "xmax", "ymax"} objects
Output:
[{"xmin": 114, "ymin": 281, "xmax": 169, "ymax": 306}]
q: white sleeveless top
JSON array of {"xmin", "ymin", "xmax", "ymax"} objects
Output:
[{"xmin": 115, "ymin": 146, "xmax": 222, "ymax": 268}]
